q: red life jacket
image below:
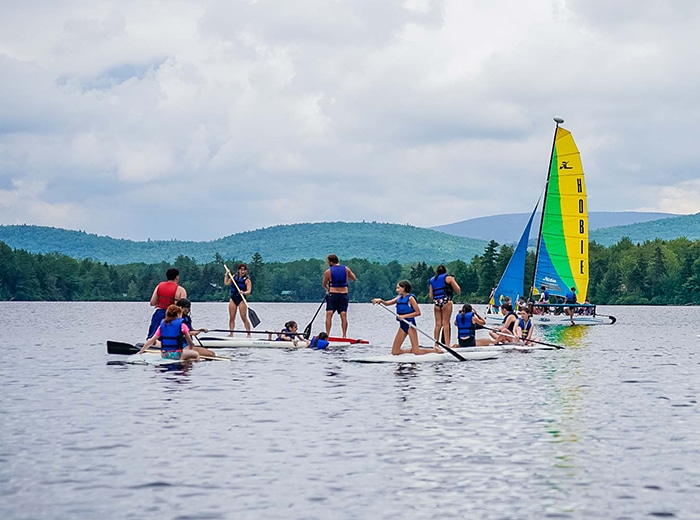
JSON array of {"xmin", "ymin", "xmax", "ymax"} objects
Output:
[{"xmin": 156, "ymin": 281, "xmax": 179, "ymax": 309}]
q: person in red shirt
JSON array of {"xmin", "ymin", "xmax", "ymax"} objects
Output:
[{"xmin": 147, "ymin": 268, "xmax": 187, "ymax": 338}]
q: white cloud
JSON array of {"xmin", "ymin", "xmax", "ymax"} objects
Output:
[{"xmin": 0, "ymin": 0, "xmax": 699, "ymax": 241}]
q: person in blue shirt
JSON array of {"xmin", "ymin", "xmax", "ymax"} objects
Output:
[
  {"xmin": 428, "ymin": 264, "xmax": 461, "ymax": 348},
  {"xmin": 372, "ymin": 280, "xmax": 442, "ymax": 356},
  {"xmin": 308, "ymin": 332, "xmax": 330, "ymax": 350},
  {"xmin": 322, "ymin": 254, "xmax": 357, "ymax": 338}
]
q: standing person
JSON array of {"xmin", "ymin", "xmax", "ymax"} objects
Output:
[
  {"xmin": 537, "ymin": 285, "xmax": 551, "ymax": 314},
  {"xmin": 371, "ymin": 280, "xmax": 441, "ymax": 356},
  {"xmin": 138, "ymin": 304, "xmax": 199, "ymax": 361},
  {"xmin": 428, "ymin": 265, "xmax": 461, "ymax": 348},
  {"xmin": 224, "ymin": 263, "xmax": 252, "ymax": 337},
  {"xmin": 175, "ymin": 298, "xmax": 217, "ymax": 358},
  {"xmin": 322, "ymin": 254, "xmax": 357, "ymax": 338},
  {"xmin": 514, "ymin": 308, "xmax": 534, "ymax": 345},
  {"xmin": 147, "ymin": 268, "xmax": 187, "ymax": 339},
  {"xmin": 564, "ymin": 287, "xmax": 578, "ymax": 325},
  {"xmin": 452, "ymin": 304, "xmax": 487, "ymax": 348}
]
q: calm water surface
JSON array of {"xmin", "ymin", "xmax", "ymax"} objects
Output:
[{"xmin": 1, "ymin": 302, "xmax": 699, "ymax": 519}]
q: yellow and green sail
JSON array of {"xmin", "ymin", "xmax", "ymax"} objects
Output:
[{"xmin": 533, "ymin": 125, "xmax": 588, "ymax": 302}]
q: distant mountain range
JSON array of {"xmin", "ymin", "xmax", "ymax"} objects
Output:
[
  {"xmin": 431, "ymin": 211, "xmax": 678, "ymax": 244},
  {"xmin": 0, "ymin": 222, "xmax": 488, "ymax": 266},
  {"xmin": 1, "ymin": 212, "xmax": 698, "ymax": 265}
]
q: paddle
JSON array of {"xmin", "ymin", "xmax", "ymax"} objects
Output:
[
  {"xmin": 375, "ymin": 303, "xmax": 467, "ymax": 362},
  {"xmin": 303, "ymin": 294, "xmax": 328, "ymax": 339},
  {"xmin": 596, "ymin": 314, "xmax": 617, "ymax": 324},
  {"xmin": 106, "ymin": 341, "xmax": 231, "ymax": 360},
  {"xmin": 224, "ymin": 264, "xmax": 261, "ymax": 328},
  {"xmin": 480, "ymin": 325, "xmax": 564, "ymax": 349}
]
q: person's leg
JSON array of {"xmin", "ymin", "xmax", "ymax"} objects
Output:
[
  {"xmin": 239, "ymin": 300, "xmax": 251, "ymax": 336},
  {"xmin": 441, "ymin": 301, "xmax": 453, "ymax": 345},
  {"xmin": 339, "ymin": 311, "xmax": 348, "ymax": 337},
  {"xmin": 325, "ymin": 310, "xmax": 334, "ymax": 335},
  {"xmin": 391, "ymin": 328, "xmax": 409, "ymax": 355},
  {"xmin": 228, "ymin": 300, "xmax": 238, "ymax": 336}
]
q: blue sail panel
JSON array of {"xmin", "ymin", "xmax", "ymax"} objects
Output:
[{"xmin": 492, "ymin": 205, "xmax": 537, "ymax": 307}]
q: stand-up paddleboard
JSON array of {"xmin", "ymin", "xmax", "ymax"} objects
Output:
[
  {"xmin": 124, "ymin": 352, "xmax": 189, "ymax": 366},
  {"xmin": 348, "ymin": 350, "xmax": 498, "ymax": 364}
]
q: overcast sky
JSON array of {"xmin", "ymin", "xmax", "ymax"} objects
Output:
[{"xmin": 1, "ymin": 0, "xmax": 698, "ymax": 241}]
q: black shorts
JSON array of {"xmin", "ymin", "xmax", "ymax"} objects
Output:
[
  {"xmin": 458, "ymin": 336, "xmax": 476, "ymax": 348},
  {"xmin": 326, "ymin": 293, "xmax": 349, "ymax": 314}
]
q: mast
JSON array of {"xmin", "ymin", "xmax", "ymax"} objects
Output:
[{"xmin": 531, "ymin": 117, "xmax": 564, "ymax": 295}]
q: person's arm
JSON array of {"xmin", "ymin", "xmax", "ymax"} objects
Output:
[
  {"xmin": 429, "ymin": 284, "xmax": 434, "ymax": 299},
  {"xmin": 183, "ymin": 326, "xmax": 195, "ymax": 350},
  {"xmin": 322, "ymin": 269, "xmax": 331, "ymax": 291},
  {"xmin": 346, "ymin": 267, "xmax": 357, "ymax": 282},
  {"xmin": 137, "ymin": 330, "xmax": 160, "ymax": 354},
  {"xmin": 224, "ymin": 272, "xmax": 231, "ymax": 286},
  {"xmin": 243, "ymin": 278, "xmax": 252, "ymax": 296},
  {"xmin": 405, "ymin": 296, "xmax": 421, "ymax": 319},
  {"xmin": 175, "ymin": 286, "xmax": 187, "ymax": 300},
  {"xmin": 448, "ymin": 276, "xmax": 461, "ymax": 295},
  {"xmin": 372, "ymin": 296, "xmax": 398, "ymax": 306},
  {"xmin": 473, "ymin": 311, "xmax": 486, "ymax": 326},
  {"xmin": 148, "ymin": 286, "xmax": 159, "ymax": 306}
]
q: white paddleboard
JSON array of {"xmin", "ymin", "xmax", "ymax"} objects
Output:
[
  {"xmin": 125, "ymin": 352, "xmax": 188, "ymax": 366},
  {"xmin": 347, "ymin": 350, "xmax": 498, "ymax": 363},
  {"xmin": 197, "ymin": 337, "xmax": 353, "ymax": 349}
]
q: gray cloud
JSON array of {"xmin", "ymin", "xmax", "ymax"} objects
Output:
[{"xmin": 0, "ymin": 0, "xmax": 698, "ymax": 241}]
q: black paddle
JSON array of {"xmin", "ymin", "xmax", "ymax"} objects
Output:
[
  {"xmin": 224, "ymin": 264, "xmax": 261, "ymax": 328},
  {"xmin": 106, "ymin": 340, "xmax": 142, "ymax": 355},
  {"xmin": 375, "ymin": 303, "xmax": 467, "ymax": 361},
  {"xmin": 480, "ymin": 325, "xmax": 565, "ymax": 349},
  {"xmin": 303, "ymin": 294, "xmax": 328, "ymax": 339}
]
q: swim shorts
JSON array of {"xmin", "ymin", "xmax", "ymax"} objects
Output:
[{"xmin": 326, "ymin": 293, "xmax": 349, "ymax": 314}]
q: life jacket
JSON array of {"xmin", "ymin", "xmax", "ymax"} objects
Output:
[
  {"xmin": 565, "ymin": 291, "xmax": 577, "ymax": 304},
  {"xmin": 396, "ymin": 294, "xmax": 415, "ymax": 316},
  {"xmin": 182, "ymin": 314, "xmax": 193, "ymax": 329},
  {"xmin": 230, "ymin": 275, "xmax": 248, "ymax": 296},
  {"xmin": 159, "ymin": 318, "xmax": 185, "ymax": 350},
  {"xmin": 518, "ymin": 318, "xmax": 532, "ymax": 339},
  {"xmin": 429, "ymin": 273, "xmax": 453, "ymax": 299},
  {"xmin": 329, "ymin": 265, "xmax": 348, "ymax": 287},
  {"xmin": 456, "ymin": 311, "xmax": 475, "ymax": 339},
  {"xmin": 156, "ymin": 281, "xmax": 179, "ymax": 309},
  {"xmin": 309, "ymin": 337, "xmax": 330, "ymax": 350},
  {"xmin": 502, "ymin": 311, "xmax": 517, "ymax": 332},
  {"xmin": 276, "ymin": 328, "xmax": 293, "ymax": 341}
]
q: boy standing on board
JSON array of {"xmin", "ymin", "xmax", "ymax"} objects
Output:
[{"xmin": 322, "ymin": 254, "xmax": 357, "ymax": 338}]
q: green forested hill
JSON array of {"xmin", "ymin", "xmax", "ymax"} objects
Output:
[
  {"xmin": 590, "ymin": 213, "xmax": 700, "ymax": 245},
  {"xmin": 0, "ymin": 222, "xmax": 488, "ymax": 265}
]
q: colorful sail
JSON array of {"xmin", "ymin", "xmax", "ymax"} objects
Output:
[
  {"xmin": 533, "ymin": 125, "xmax": 588, "ymax": 302},
  {"xmin": 492, "ymin": 204, "xmax": 538, "ymax": 308}
]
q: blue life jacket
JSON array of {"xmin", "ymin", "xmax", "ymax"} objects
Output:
[
  {"xmin": 565, "ymin": 291, "xmax": 577, "ymax": 304},
  {"xmin": 542, "ymin": 290, "xmax": 550, "ymax": 301},
  {"xmin": 517, "ymin": 318, "xmax": 532, "ymax": 339},
  {"xmin": 430, "ymin": 273, "xmax": 453, "ymax": 299},
  {"xmin": 276, "ymin": 328, "xmax": 293, "ymax": 341},
  {"xmin": 230, "ymin": 275, "xmax": 248, "ymax": 297},
  {"xmin": 455, "ymin": 311, "xmax": 475, "ymax": 339},
  {"xmin": 160, "ymin": 318, "xmax": 185, "ymax": 350},
  {"xmin": 182, "ymin": 314, "xmax": 193, "ymax": 329},
  {"xmin": 309, "ymin": 337, "xmax": 330, "ymax": 350},
  {"xmin": 396, "ymin": 294, "xmax": 415, "ymax": 316},
  {"xmin": 329, "ymin": 265, "xmax": 348, "ymax": 287}
]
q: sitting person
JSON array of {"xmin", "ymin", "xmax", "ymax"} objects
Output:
[
  {"xmin": 273, "ymin": 321, "xmax": 310, "ymax": 347},
  {"xmin": 513, "ymin": 309, "xmax": 534, "ymax": 345},
  {"xmin": 452, "ymin": 304, "xmax": 489, "ymax": 347},
  {"xmin": 138, "ymin": 304, "xmax": 199, "ymax": 361},
  {"xmin": 488, "ymin": 303, "xmax": 518, "ymax": 344},
  {"xmin": 175, "ymin": 298, "xmax": 216, "ymax": 358}
]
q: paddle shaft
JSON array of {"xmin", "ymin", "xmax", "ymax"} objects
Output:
[
  {"xmin": 481, "ymin": 324, "xmax": 564, "ymax": 349},
  {"xmin": 376, "ymin": 303, "xmax": 467, "ymax": 362},
  {"xmin": 303, "ymin": 294, "xmax": 328, "ymax": 339}
]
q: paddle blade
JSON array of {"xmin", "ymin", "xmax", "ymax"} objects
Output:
[
  {"xmin": 248, "ymin": 308, "xmax": 261, "ymax": 328},
  {"xmin": 302, "ymin": 323, "xmax": 312, "ymax": 340},
  {"xmin": 106, "ymin": 340, "xmax": 141, "ymax": 355}
]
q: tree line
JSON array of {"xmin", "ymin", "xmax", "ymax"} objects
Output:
[{"xmin": 1, "ymin": 236, "xmax": 700, "ymax": 305}]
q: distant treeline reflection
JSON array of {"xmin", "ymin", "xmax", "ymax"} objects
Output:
[{"xmin": 1, "ymin": 237, "xmax": 699, "ymax": 305}]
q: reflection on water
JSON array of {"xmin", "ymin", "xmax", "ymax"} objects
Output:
[{"xmin": 0, "ymin": 303, "xmax": 699, "ymax": 519}]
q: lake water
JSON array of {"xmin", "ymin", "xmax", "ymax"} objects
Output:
[{"xmin": 1, "ymin": 302, "xmax": 699, "ymax": 519}]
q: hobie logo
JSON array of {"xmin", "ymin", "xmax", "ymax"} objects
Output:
[
  {"xmin": 543, "ymin": 277, "xmax": 557, "ymax": 283},
  {"xmin": 560, "ymin": 161, "xmax": 573, "ymax": 169}
]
